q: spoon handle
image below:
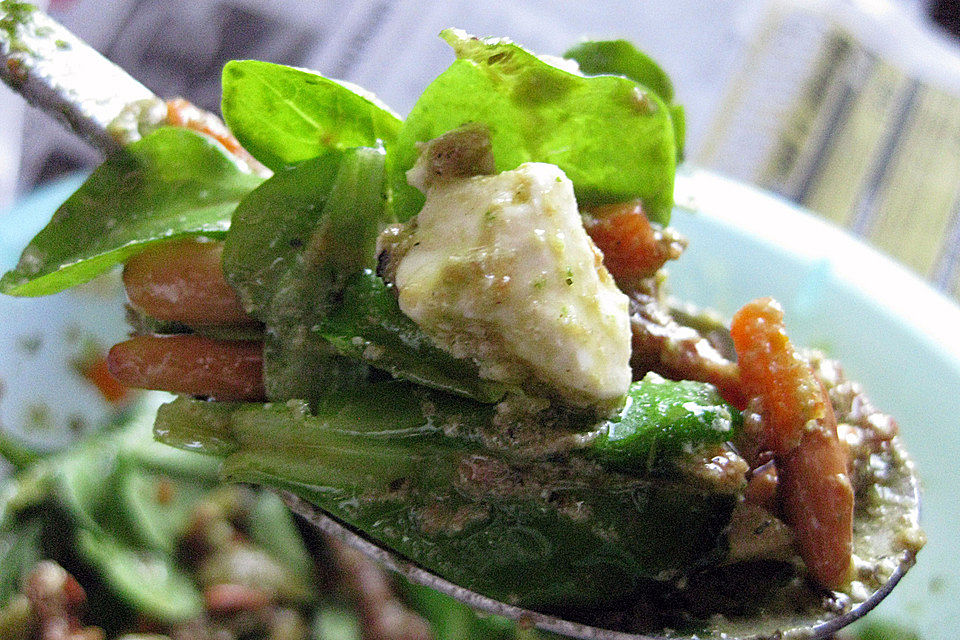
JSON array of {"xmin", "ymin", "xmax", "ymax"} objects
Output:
[{"xmin": 0, "ymin": 3, "xmax": 162, "ymax": 155}]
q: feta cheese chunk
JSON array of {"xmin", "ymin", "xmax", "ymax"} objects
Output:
[{"xmin": 394, "ymin": 162, "xmax": 631, "ymax": 409}]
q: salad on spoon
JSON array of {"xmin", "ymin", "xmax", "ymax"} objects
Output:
[{"xmin": 0, "ymin": 6, "xmax": 924, "ymax": 639}]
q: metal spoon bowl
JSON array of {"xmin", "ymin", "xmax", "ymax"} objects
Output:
[{"xmin": 280, "ymin": 434, "xmax": 921, "ymax": 640}]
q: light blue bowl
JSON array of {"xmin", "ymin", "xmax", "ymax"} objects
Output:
[
  {"xmin": 669, "ymin": 167, "xmax": 959, "ymax": 639},
  {"xmin": 1, "ymin": 169, "xmax": 956, "ymax": 638}
]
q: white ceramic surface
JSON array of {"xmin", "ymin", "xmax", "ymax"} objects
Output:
[{"xmin": 0, "ymin": 175, "xmax": 129, "ymax": 462}]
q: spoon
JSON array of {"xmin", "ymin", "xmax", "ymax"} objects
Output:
[
  {"xmin": 281, "ymin": 476, "xmax": 920, "ymax": 640},
  {"xmin": 0, "ymin": 5, "xmax": 922, "ymax": 639}
]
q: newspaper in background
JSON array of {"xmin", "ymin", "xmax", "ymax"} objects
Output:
[{"xmin": 698, "ymin": 0, "xmax": 960, "ymax": 301}]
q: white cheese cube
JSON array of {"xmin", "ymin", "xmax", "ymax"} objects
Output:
[{"xmin": 395, "ymin": 162, "xmax": 631, "ymax": 409}]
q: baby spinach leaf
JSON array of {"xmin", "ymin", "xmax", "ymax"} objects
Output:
[
  {"xmin": 670, "ymin": 103, "xmax": 686, "ymax": 160},
  {"xmin": 225, "ymin": 146, "xmax": 387, "ymax": 406},
  {"xmin": 259, "ymin": 147, "xmax": 385, "ymax": 406},
  {"xmin": 221, "ymin": 60, "xmax": 402, "ymax": 172},
  {"xmin": 277, "ymin": 146, "xmax": 386, "ymax": 310},
  {"xmin": 152, "ymin": 396, "xmax": 242, "ymax": 458},
  {"xmin": 313, "ymin": 605, "xmax": 363, "ymax": 640},
  {"xmin": 320, "ymin": 270, "xmax": 506, "ymax": 402},
  {"xmin": 0, "ymin": 463, "xmax": 51, "ymax": 530},
  {"xmin": 116, "ymin": 400, "xmax": 222, "ymax": 482},
  {"xmin": 0, "ymin": 127, "xmax": 263, "ymax": 297},
  {"xmin": 262, "ymin": 255, "xmax": 369, "ymax": 407},
  {"xmin": 223, "ymin": 149, "xmax": 345, "ymax": 317},
  {"xmin": 55, "ymin": 438, "xmax": 122, "ymax": 535},
  {"xmin": 564, "ymin": 39, "xmax": 686, "ymax": 159},
  {"xmin": 247, "ymin": 491, "xmax": 316, "ymax": 583},
  {"xmin": 120, "ymin": 470, "xmax": 209, "ymax": 553},
  {"xmin": 389, "ymin": 29, "xmax": 677, "ymax": 224},
  {"xmin": 154, "ymin": 386, "xmax": 470, "ymax": 496},
  {"xmin": 592, "ymin": 373, "xmax": 741, "ymax": 472},
  {"xmin": 0, "ymin": 429, "xmax": 41, "ymax": 472},
  {"xmin": 226, "ymin": 142, "xmax": 504, "ymax": 404},
  {"xmin": 402, "ymin": 581, "xmax": 520, "ymax": 640},
  {"xmin": 564, "ymin": 39, "xmax": 675, "ymax": 103},
  {"xmin": 154, "ymin": 391, "xmax": 735, "ymax": 610}
]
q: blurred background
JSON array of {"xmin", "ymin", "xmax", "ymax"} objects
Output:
[{"xmin": 5, "ymin": 0, "xmax": 960, "ymax": 301}]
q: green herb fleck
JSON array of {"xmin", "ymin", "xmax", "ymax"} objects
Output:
[
  {"xmin": 15, "ymin": 334, "xmax": 41, "ymax": 355},
  {"xmin": 532, "ymin": 278, "xmax": 546, "ymax": 290},
  {"xmin": 25, "ymin": 403, "xmax": 51, "ymax": 432},
  {"xmin": 564, "ymin": 267, "xmax": 574, "ymax": 286},
  {"xmin": 68, "ymin": 415, "xmax": 87, "ymax": 434}
]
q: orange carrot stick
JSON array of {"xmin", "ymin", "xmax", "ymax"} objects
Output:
[
  {"xmin": 731, "ymin": 297, "xmax": 853, "ymax": 590},
  {"xmin": 582, "ymin": 200, "xmax": 683, "ymax": 283}
]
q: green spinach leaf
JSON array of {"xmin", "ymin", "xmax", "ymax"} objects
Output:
[
  {"xmin": 262, "ymin": 258, "xmax": 370, "ymax": 407},
  {"xmin": 225, "ymin": 147, "xmax": 387, "ymax": 406},
  {"xmin": 389, "ymin": 29, "xmax": 677, "ymax": 224},
  {"xmin": 564, "ymin": 39, "xmax": 675, "ymax": 103},
  {"xmin": 261, "ymin": 147, "xmax": 387, "ymax": 406},
  {"xmin": 120, "ymin": 470, "xmax": 209, "ymax": 553},
  {"xmin": 0, "ymin": 520, "xmax": 41, "ymax": 605},
  {"xmin": 564, "ymin": 39, "xmax": 686, "ymax": 159},
  {"xmin": 0, "ymin": 430, "xmax": 41, "ymax": 472},
  {"xmin": 221, "ymin": 60, "xmax": 402, "ymax": 172},
  {"xmin": 593, "ymin": 373, "xmax": 741, "ymax": 472},
  {"xmin": 0, "ymin": 463, "xmax": 51, "ymax": 530},
  {"xmin": 116, "ymin": 396, "xmax": 222, "ymax": 481},
  {"xmin": 223, "ymin": 149, "xmax": 345, "ymax": 317},
  {"xmin": 320, "ymin": 270, "xmax": 506, "ymax": 402},
  {"xmin": 247, "ymin": 491, "xmax": 316, "ymax": 584},
  {"xmin": 76, "ymin": 528, "xmax": 204, "ymax": 622},
  {"xmin": 402, "ymin": 581, "xmax": 521, "ymax": 640},
  {"xmin": 0, "ymin": 127, "xmax": 263, "ymax": 297},
  {"xmin": 154, "ymin": 385, "xmax": 470, "ymax": 494},
  {"xmin": 225, "ymin": 145, "xmax": 504, "ymax": 404},
  {"xmin": 55, "ymin": 439, "xmax": 123, "ymax": 535},
  {"xmin": 154, "ymin": 391, "xmax": 735, "ymax": 610}
]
